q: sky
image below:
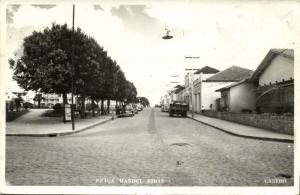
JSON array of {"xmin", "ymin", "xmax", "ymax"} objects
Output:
[{"xmin": 4, "ymin": 1, "xmax": 299, "ymax": 105}]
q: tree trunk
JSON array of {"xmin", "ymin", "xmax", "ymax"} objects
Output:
[
  {"xmin": 107, "ymin": 99, "xmax": 110, "ymax": 114},
  {"xmin": 62, "ymin": 93, "xmax": 68, "ymax": 104},
  {"xmin": 91, "ymin": 97, "xmax": 95, "ymax": 117},
  {"xmin": 96, "ymin": 100, "xmax": 99, "ymax": 115},
  {"xmin": 101, "ymin": 99, "xmax": 104, "ymax": 115},
  {"xmin": 38, "ymin": 100, "xmax": 41, "ymax": 108},
  {"xmin": 80, "ymin": 94, "xmax": 86, "ymax": 118}
]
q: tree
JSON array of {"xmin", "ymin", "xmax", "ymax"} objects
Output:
[
  {"xmin": 9, "ymin": 23, "xmax": 108, "ymax": 118},
  {"xmin": 115, "ymin": 67, "xmax": 127, "ymax": 103},
  {"xmin": 9, "ymin": 23, "xmax": 139, "ymax": 118},
  {"xmin": 9, "ymin": 24, "xmax": 73, "ymax": 104},
  {"xmin": 12, "ymin": 92, "xmax": 26, "ymax": 111},
  {"xmin": 81, "ymin": 37, "xmax": 107, "ymax": 117},
  {"xmin": 33, "ymin": 93, "xmax": 45, "ymax": 108},
  {"xmin": 136, "ymin": 96, "xmax": 150, "ymax": 107},
  {"xmin": 125, "ymin": 81, "xmax": 137, "ymax": 103},
  {"xmin": 98, "ymin": 57, "xmax": 118, "ymax": 113}
]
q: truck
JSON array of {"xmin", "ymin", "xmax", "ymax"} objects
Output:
[{"xmin": 169, "ymin": 101, "xmax": 189, "ymax": 117}]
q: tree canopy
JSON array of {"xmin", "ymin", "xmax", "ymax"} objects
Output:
[
  {"xmin": 136, "ymin": 97, "xmax": 150, "ymax": 107},
  {"xmin": 9, "ymin": 23, "xmax": 139, "ymax": 112}
]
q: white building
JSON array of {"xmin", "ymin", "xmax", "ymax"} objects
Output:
[{"xmin": 193, "ymin": 66, "xmax": 253, "ymax": 112}]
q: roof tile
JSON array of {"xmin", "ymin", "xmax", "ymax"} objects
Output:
[{"xmin": 205, "ymin": 66, "xmax": 253, "ymax": 81}]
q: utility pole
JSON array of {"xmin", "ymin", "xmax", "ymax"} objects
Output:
[{"xmin": 71, "ymin": 4, "xmax": 75, "ymax": 130}]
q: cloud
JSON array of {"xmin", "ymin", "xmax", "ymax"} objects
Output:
[
  {"xmin": 11, "ymin": 4, "xmax": 21, "ymax": 12},
  {"xmin": 6, "ymin": 5, "xmax": 21, "ymax": 24},
  {"xmin": 6, "ymin": 9, "xmax": 14, "ymax": 24},
  {"xmin": 7, "ymin": 4, "xmax": 56, "ymax": 25},
  {"xmin": 93, "ymin": 5, "xmax": 104, "ymax": 11},
  {"xmin": 110, "ymin": 5, "xmax": 162, "ymax": 37},
  {"xmin": 31, "ymin": 5, "xmax": 56, "ymax": 9},
  {"xmin": 4, "ymin": 2, "xmax": 299, "ymax": 105}
]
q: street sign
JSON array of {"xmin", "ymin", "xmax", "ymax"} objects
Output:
[
  {"xmin": 185, "ymin": 56, "xmax": 200, "ymax": 59},
  {"xmin": 65, "ymin": 104, "xmax": 71, "ymax": 121}
]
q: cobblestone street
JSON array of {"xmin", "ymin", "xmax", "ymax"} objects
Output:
[{"xmin": 6, "ymin": 108, "xmax": 294, "ymax": 186}]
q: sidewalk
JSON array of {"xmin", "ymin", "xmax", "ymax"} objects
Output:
[
  {"xmin": 187, "ymin": 113, "xmax": 293, "ymax": 143},
  {"xmin": 6, "ymin": 109, "xmax": 114, "ymax": 137}
]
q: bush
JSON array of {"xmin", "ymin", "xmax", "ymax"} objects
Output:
[
  {"xmin": 23, "ymin": 102, "xmax": 33, "ymax": 109},
  {"xmin": 6, "ymin": 110, "xmax": 29, "ymax": 122},
  {"xmin": 86, "ymin": 103, "xmax": 92, "ymax": 111},
  {"xmin": 241, "ymin": 108, "xmax": 252, "ymax": 113},
  {"xmin": 42, "ymin": 110, "xmax": 64, "ymax": 117},
  {"xmin": 53, "ymin": 103, "xmax": 63, "ymax": 110},
  {"xmin": 53, "ymin": 103, "xmax": 64, "ymax": 115},
  {"xmin": 85, "ymin": 103, "xmax": 98, "ymax": 111}
]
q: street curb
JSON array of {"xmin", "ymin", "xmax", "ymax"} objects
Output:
[
  {"xmin": 187, "ymin": 116, "xmax": 294, "ymax": 143},
  {"xmin": 6, "ymin": 117, "xmax": 113, "ymax": 137}
]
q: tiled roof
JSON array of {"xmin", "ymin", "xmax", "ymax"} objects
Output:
[
  {"xmin": 271, "ymin": 49, "xmax": 294, "ymax": 58},
  {"xmin": 205, "ymin": 66, "xmax": 253, "ymax": 82},
  {"xmin": 194, "ymin": 66, "xmax": 220, "ymax": 74},
  {"xmin": 174, "ymin": 85, "xmax": 185, "ymax": 94},
  {"xmin": 249, "ymin": 49, "xmax": 294, "ymax": 82},
  {"xmin": 215, "ymin": 79, "xmax": 248, "ymax": 92}
]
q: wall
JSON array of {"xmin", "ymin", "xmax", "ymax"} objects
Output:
[
  {"xmin": 259, "ymin": 54, "xmax": 294, "ymax": 85},
  {"xmin": 170, "ymin": 91, "xmax": 177, "ymax": 101},
  {"xmin": 176, "ymin": 90, "xmax": 185, "ymax": 101},
  {"xmin": 256, "ymin": 81, "xmax": 293, "ymax": 114},
  {"xmin": 184, "ymin": 87, "xmax": 192, "ymax": 110},
  {"xmin": 201, "ymin": 82, "xmax": 236, "ymax": 110},
  {"xmin": 229, "ymin": 82, "xmax": 256, "ymax": 112},
  {"xmin": 202, "ymin": 110, "xmax": 293, "ymax": 135},
  {"xmin": 202, "ymin": 73, "xmax": 215, "ymax": 80}
]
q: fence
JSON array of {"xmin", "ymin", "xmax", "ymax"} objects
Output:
[{"xmin": 202, "ymin": 110, "xmax": 294, "ymax": 135}]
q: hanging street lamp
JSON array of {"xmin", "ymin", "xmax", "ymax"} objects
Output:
[{"xmin": 162, "ymin": 28, "xmax": 173, "ymax": 40}]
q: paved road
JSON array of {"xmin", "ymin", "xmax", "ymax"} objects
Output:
[{"xmin": 6, "ymin": 108, "xmax": 294, "ymax": 186}]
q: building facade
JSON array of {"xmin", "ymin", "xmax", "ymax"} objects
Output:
[
  {"xmin": 193, "ymin": 66, "xmax": 253, "ymax": 113},
  {"xmin": 249, "ymin": 49, "xmax": 294, "ymax": 114},
  {"xmin": 216, "ymin": 80, "xmax": 256, "ymax": 112}
]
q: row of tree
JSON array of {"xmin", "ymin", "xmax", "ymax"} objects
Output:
[
  {"xmin": 135, "ymin": 97, "xmax": 150, "ymax": 107},
  {"xmin": 9, "ymin": 23, "xmax": 139, "ymax": 118}
]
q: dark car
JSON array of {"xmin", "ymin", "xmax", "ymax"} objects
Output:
[
  {"xmin": 136, "ymin": 104, "xmax": 143, "ymax": 111},
  {"xmin": 131, "ymin": 104, "xmax": 138, "ymax": 114},
  {"xmin": 169, "ymin": 101, "xmax": 189, "ymax": 117},
  {"xmin": 116, "ymin": 104, "xmax": 134, "ymax": 117}
]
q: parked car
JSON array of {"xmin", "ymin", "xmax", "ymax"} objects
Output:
[
  {"xmin": 161, "ymin": 104, "xmax": 169, "ymax": 112},
  {"xmin": 137, "ymin": 105, "xmax": 143, "ymax": 111},
  {"xmin": 135, "ymin": 103, "xmax": 143, "ymax": 111},
  {"xmin": 117, "ymin": 104, "xmax": 134, "ymax": 117},
  {"xmin": 131, "ymin": 104, "xmax": 139, "ymax": 114},
  {"xmin": 155, "ymin": 104, "xmax": 162, "ymax": 108}
]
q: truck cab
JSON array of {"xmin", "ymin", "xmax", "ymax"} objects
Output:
[{"xmin": 169, "ymin": 101, "xmax": 189, "ymax": 117}]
